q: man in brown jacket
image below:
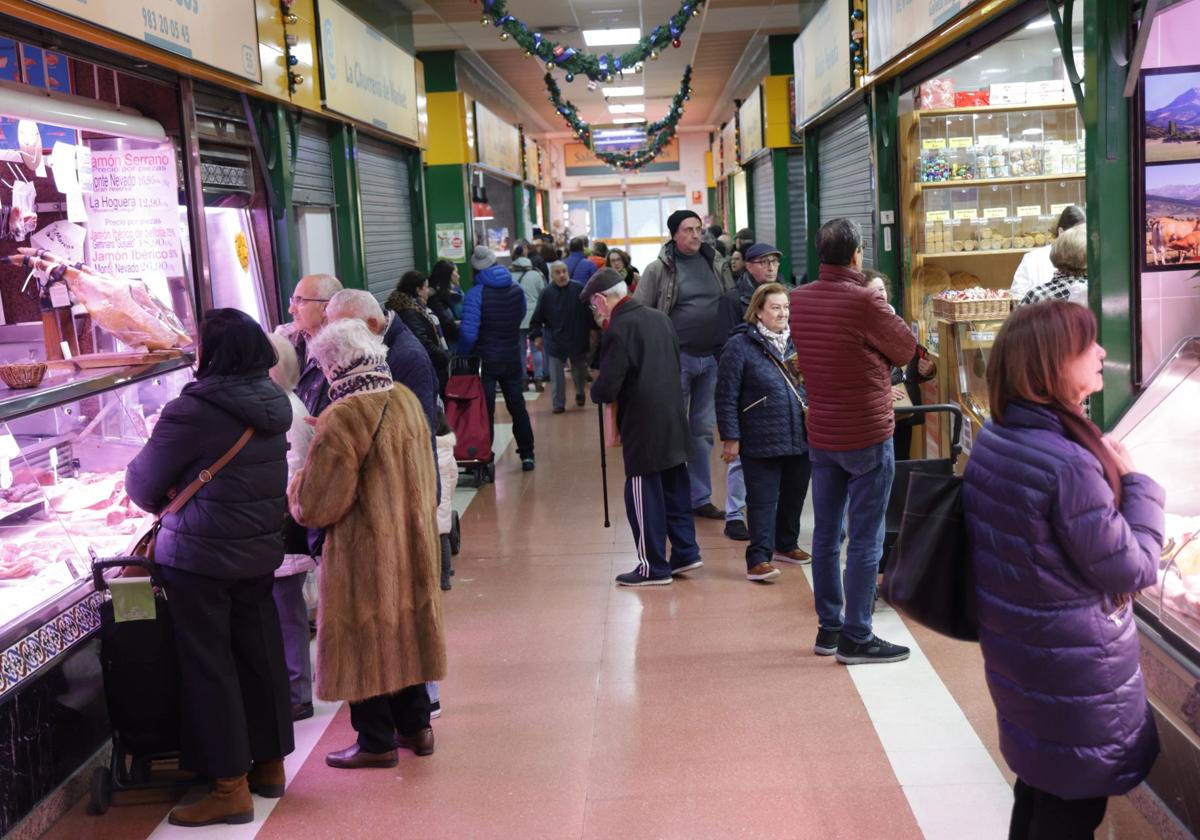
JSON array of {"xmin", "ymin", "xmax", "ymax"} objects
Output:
[{"xmin": 790, "ymin": 218, "xmax": 916, "ymax": 665}]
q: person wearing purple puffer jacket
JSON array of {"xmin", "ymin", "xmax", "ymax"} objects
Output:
[{"xmin": 962, "ymin": 301, "xmax": 1165, "ymax": 839}]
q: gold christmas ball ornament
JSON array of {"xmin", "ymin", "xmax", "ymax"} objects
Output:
[
  {"xmin": 500, "ymin": 31, "xmax": 509, "ymax": 40},
  {"xmin": 481, "ymin": 16, "xmax": 490, "ymax": 26},
  {"xmin": 650, "ymin": 50, "xmax": 659, "ymax": 61}
]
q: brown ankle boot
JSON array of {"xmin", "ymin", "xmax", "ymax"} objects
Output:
[
  {"xmin": 168, "ymin": 775, "xmax": 254, "ymax": 827},
  {"xmin": 247, "ymin": 758, "xmax": 286, "ymax": 798}
]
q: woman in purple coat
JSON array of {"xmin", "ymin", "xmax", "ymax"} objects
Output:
[{"xmin": 962, "ymin": 301, "xmax": 1164, "ymax": 838}]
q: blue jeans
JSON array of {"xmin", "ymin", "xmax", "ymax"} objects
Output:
[
  {"xmin": 809, "ymin": 441, "xmax": 896, "ymax": 644},
  {"xmin": 725, "ymin": 456, "xmax": 746, "ymax": 522},
  {"xmin": 679, "ymin": 352, "xmax": 718, "ymax": 508}
]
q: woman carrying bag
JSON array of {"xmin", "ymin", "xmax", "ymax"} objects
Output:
[
  {"xmin": 125, "ymin": 309, "xmax": 294, "ymax": 827},
  {"xmin": 715, "ymin": 282, "xmax": 812, "ymax": 583}
]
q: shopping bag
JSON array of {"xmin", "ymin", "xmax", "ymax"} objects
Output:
[{"xmin": 881, "ymin": 470, "xmax": 978, "ymax": 641}]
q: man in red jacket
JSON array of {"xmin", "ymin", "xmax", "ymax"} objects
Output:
[{"xmin": 790, "ymin": 218, "xmax": 916, "ymax": 665}]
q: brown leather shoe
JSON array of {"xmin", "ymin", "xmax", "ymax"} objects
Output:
[
  {"xmin": 247, "ymin": 758, "xmax": 286, "ymax": 798},
  {"xmin": 395, "ymin": 727, "xmax": 435, "ymax": 756},
  {"xmin": 773, "ymin": 548, "xmax": 812, "ymax": 565},
  {"xmin": 168, "ymin": 775, "xmax": 254, "ymax": 826},
  {"xmin": 324, "ymin": 744, "xmax": 398, "ymax": 769},
  {"xmin": 746, "ymin": 562, "xmax": 781, "ymax": 581}
]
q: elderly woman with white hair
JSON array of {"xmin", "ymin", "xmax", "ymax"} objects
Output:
[
  {"xmin": 288, "ymin": 318, "xmax": 447, "ymax": 768},
  {"xmin": 1020, "ymin": 225, "xmax": 1088, "ymax": 306}
]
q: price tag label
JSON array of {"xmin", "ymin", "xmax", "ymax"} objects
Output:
[
  {"xmin": 922, "ymin": 138, "xmax": 947, "ymax": 150},
  {"xmin": 954, "ymin": 208, "xmax": 978, "ymax": 220},
  {"xmin": 925, "ymin": 210, "xmax": 951, "ymax": 222},
  {"xmin": 983, "ymin": 207, "xmax": 1009, "ymax": 219},
  {"xmin": 948, "ymin": 136, "xmax": 973, "ymax": 149},
  {"xmin": 1017, "ymin": 205, "xmax": 1043, "ymax": 217},
  {"xmin": 49, "ymin": 283, "xmax": 71, "ymax": 309},
  {"xmin": 978, "ymin": 134, "xmax": 1008, "ymax": 145},
  {"xmin": 1049, "ymin": 203, "xmax": 1072, "ymax": 214},
  {"xmin": 969, "ymin": 330, "xmax": 997, "ymax": 342}
]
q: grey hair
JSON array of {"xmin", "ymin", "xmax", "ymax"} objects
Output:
[
  {"xmin": 549, "ymin": 260, "xmax": 568, "ymax": 276},
  {"xmin": 266, "ymin": 331, "xmax": 300, "ymax": 392},
  {"xmin": 600, "ymin": 280, "xmax": 629, "ymax": 300},
  {"xmin": 1050, "ymin": 225, "xmax": 1087, "ymax": 276},
  {"xmin": 301, "ymin": 273, "xmax": 343, "ymax": 300},
  {"xmin": 327, "ymin": 288, "xmax": 386, "ymax": 331},
  {"xmin": 308, "ymin": 318, "xmax": 386, "ymax": 377}
]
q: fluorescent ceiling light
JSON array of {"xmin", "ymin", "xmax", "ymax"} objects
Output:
[
  {"xmin": 0, "ymin": 79, "xmax": 165, "ymax": 141},
  {"xmin": 591, "ymin": 8, "xmax": 625, "ymax": 13},
  {"xmin": 1052, "ymin": 47, "xmax": 1061, "ymax": 53},
  {"xmin": 603, "ymin": 86, "xmax": 644, "ymax": 97},
  {"xmin": 613, "ymin": 117, "xmax": 646, "ymax": 124},
  {"xmin": 583, "ymin": 28, "xmax": 641, "ymax": 47},
  {"xmin": 608, "ymin": 103, "xmax": 645, "ymax": 114},
  {"xmin": 1026, "ymin": 16, "xmax": 1054, "ymax": 29}
]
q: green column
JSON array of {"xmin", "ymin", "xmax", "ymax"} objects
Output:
[
  {"xmin": 770, "ymin": 148, "xmax": 795, "ymax": 285},
  {"xmin": 541, "ymin": 190, "xmax": 551, "ymax": 232},
  {"xmin": 805, "ymin": 127, "xmax": 820, "ymax": 281},
  {"xmin": 1082, "ymin": 0, "xmax": 1134, "ymax": 429},
  {"xmin": 330, "ymin": 124, "xmax": 366, "ymax": 289},
  {"xmin": 252, "ymin": 102, "xmax": 301, "ymax": 312},
  {"xmin": 425, "ymin": 164, "xmax": 475, "ymax": 286},
  {"xmin": 409, "ymin": 151, "xmax": 430, "ymax": 271},
  {"xmin": 871, "ymin": 80, "xmax": 902, "ymax": 301},
  {"xmin": 513, "ymin": 181, "xmax": 528, "ymax": 242}
]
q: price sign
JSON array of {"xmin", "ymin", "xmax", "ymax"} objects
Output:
[
  {"xmin": 948, "ymin": 136, "xmax": 973, "ymax": 149},
  {"xmin": 978, "ymin": 134, "xmax": 1007, "ymax": 145},
  {"xmin": 969, "ymin": 330, "xmax": 997, "ymax": 342},
  {"xmin": 983, "ymin": 207, "xmax": 1009, "ymax": 219},
  {"xmin": 925, "ymin": 210, "xmax": 951, "ymax": 222},
  {"xmin": 954, "ymin": 208, "xmax": 978, "ymax": 220},
  {"xmin": 922, "ymin": 138, "xmax": 947, "ymax": 150},
  {"xmin": 1017, "ymin": 205, "xmax": 1043, "ymax": 217},
  {"xmin": 1050, "ymin": 203, "xmax": 1072, "ymax": 215}
]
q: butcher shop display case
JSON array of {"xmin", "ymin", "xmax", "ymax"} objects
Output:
[{"xmin": 1112, "ymin": 336, "xmax": 1200, "ymax": 654}]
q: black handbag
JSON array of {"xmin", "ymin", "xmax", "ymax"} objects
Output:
[{"xmin": 881, "ymin": 470, "xmax": 979, "ymax": 642}]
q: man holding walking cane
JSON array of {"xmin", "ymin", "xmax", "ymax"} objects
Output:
[{"xmin": 583, "ymin": 268, "xmax": 701, "ymax": 586}]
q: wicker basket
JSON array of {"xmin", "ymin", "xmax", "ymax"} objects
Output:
[
  {"xmin": 931, "ymin": 297, "xmax": 1014, "ymax": 322},
  {"xmin": 0, "ymin": 362, "xmax": 47, "ymax": 389}
]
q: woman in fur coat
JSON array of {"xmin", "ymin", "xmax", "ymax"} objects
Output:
[{"xmin": 289, "ymin": 318, "xmax": 447, "ymax": 769}]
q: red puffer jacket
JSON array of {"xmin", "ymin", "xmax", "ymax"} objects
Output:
[{"xmin": 789, "ymin": 264, "xmax": 916, "ymax": 451}]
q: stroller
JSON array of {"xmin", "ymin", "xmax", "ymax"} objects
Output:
[
  {"xmin": 87, "ymin": 556, "xmax": 185, "ymax": 815},
  {"xmin": 880, "ymin": 404, "xmax": 965, "ymax": 574},
  {"xmin": 445, "ymin": 355, "xmax": 494, "ymax": 486}
]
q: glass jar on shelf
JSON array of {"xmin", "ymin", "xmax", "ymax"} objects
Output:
[
  {"xmin": 920, "ymin": 189, "xmax": 954, "ymax": 254},
  {"xmin": 1013, "ymin": 182, "xmax": 1049, "ymax": 249},
  {"xmin": 978, "ymin": 185, "xmax": 1017, "ymax": 248}
]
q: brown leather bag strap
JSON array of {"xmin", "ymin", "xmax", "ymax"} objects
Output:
[{"xmin": 163, "ymin": 426, "xmax": 255, "ymax": 516}]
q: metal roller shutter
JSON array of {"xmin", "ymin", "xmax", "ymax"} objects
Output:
[
  {"xmin": 750, "ymin": 154, "xmax": 775, "ymax": 248},
  {"xmin": 292, "ymin": 121, "xmax": 335, "ymax": 206},
  {"xmin": 787, "ymin": 151, "xmax": 807, "ymax": 280},
  {"xmin": 817, "ymin": 106, "xmax": 875, "ymax": 268},
  {"xmin": 356, "ymin": 135, "xmax": 416, "ymax": 302}
]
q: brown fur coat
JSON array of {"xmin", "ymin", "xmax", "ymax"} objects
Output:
[{"xmin": 288, "ymin": 385, "xmax": 447, "ymax": 702}]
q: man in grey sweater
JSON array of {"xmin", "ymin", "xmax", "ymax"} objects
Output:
[{"xmin": 634, "ymin": 210, "xmax": 736, "ymax": 521}]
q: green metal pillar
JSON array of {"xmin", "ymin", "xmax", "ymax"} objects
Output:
[
  {"xmin": 253, "ymin": 102, "xmax": 302, "ymax": 312},
  {"xmin": 409, "ymin": 150, "xmax": 430, "ymax": 272},
  {"xmin": 425, "ymin": 163, "xmax": 475, "ymax": 282},
  {"xmin": 1083, "ymin": 0, "xmax": 1134, "ymax": 429},
  {"xmin": 513, "ymin": 181, "xmax": 528, "ymax": 242},
  {"xmin": 771, "ymin": 148, "xmax": 794, "ymax": 284},
  {"xmin": 541, "ymin": 190, "xmax": 551, "ymax": 232},
  {"xmin": 330, "ymin": 124, "xmax": 366, "ymax": 289},
  {"xmin": 805, "ymin": 127, "xmax": 820, "ymax": 281},
  {"xmin": 871, "ymin": 81, "xmax": 902, "ymax": 302}
]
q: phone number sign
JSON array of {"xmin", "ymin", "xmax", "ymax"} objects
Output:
[{"xmin": 31, "ymin": 0, "xmax": 261, "ymax": 82}]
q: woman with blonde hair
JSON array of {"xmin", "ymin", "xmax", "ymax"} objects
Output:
[{"xmin": 963, "ymin": 301, "xmax": 1163, "ymax": 837}]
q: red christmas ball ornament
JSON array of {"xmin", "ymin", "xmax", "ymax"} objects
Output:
[{"xmin": 672, "ymin": 38, "xmax": 681, "ymax": 48}]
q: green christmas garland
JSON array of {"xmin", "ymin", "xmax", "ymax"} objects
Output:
[
  {"xmin": 543, "ymin": 65, "xmax": 693, "ymax": 150},
  {"xmin": 480, "ymin": 0, "xmax": 705, "ymax": 83},
  {"xmin": 592, "ymin": 130, "xmax": 677, "ymax": 172}
]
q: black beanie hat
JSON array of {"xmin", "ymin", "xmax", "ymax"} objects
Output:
[{"xmin": 666, "ymin": 209, "xmax": 702, "ymax": 237}]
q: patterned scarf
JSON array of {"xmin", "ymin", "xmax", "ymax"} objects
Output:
[
  {"xmin": 327, "ymin": 353, "xmax": 393, "ymax": 403},
  {"xmin": 756, "ymin": 320, "xmax": 790, "ymax": 359}
]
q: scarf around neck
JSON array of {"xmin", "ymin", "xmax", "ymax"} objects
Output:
[
  {"xmin": 756, "ymin": 321, "xmax": 790, "ymax": 358},
  {"xmin": 327, "ymin": 353, "xmax": 393, "ymax": 403}
]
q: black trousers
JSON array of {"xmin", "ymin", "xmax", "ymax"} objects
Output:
[
  {"xmin": 349, "ymin": 684, "xmax": 432, "ymax": 753},
  {"xmin": 482, "ymin": 364, "xmax": 535, "ymax": 460},
  {"xmin": 159, "ymin": 567, "xmax": 294, "ymax": 778},
  {"xmin": 741, "ymin": 453, "xmax": 812, "ymax": 570},
  {"xmin": 1009, "ymin": 779, "xmax": 1108, "ymax": 840}
]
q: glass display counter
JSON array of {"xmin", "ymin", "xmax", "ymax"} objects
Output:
[{"xmin": 931, "ymin": 317, "xmax": 1005, "ymax": 458}]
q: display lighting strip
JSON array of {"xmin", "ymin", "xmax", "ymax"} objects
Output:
[{"xmin": 480, "ymin": 0, "xmax": 705, "ymax": 83}]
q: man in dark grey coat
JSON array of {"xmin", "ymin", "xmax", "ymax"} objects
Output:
[{"xmin": 584, "ymin": 268, "xmax": 701, "ymax": 586}]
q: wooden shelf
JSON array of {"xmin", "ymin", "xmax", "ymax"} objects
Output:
[
  {"xmin": 914, "ymin": 101, "xmax": 1077, "ymax": 118},
  {"xmin": 915, "ymin": 172, "xmax": 1085, "ymax": 190},
  {"xmin": 920, "ymin": 248, "xmax": 1033, "ymax": 258}
]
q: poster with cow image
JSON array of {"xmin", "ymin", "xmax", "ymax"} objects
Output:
[
  {"xmin": 1144, "ymin": 163, "xmax": 1200, "ymax": 269},
  {"xmin": 1141, "ymin": 66, "xmax": 1200, "ymax": 270}
]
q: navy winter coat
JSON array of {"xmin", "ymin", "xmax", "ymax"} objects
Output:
[
  {"xmin": 458, "ymin": 262, "xmax": 526, "ymax": 373},
  {"xmin": 126, "ymin": 373, "xmax": 291, "ymax": 580},
  {"xmin": 962, "ymin": 401, "xmax": 1164, "ymax": 799},
  {"xmin": 383, "ymin": 315, "xmax": 439, "ymax": 435},
  {"xmin": 715, "ymin": 324, "xmax": 807, "ymax": 459},
  {"xmin": 529, "ymin": 280, "xmax": 593, "ymax": 359}
]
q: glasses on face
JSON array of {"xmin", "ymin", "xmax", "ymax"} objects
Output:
[
  {"xmin": 752, "ymin": 258, "xmax": 781, "ymax": 268},
  {"xmin": 291, "ymin": 295, "xmax": 330, "ymax": 307}
]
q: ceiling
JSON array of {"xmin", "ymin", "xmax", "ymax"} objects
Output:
[{"xmin": 405, "ymin": 0, "xmax": 809, "ymax": 136}]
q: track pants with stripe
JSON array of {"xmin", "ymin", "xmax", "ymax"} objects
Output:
[{"xmin": 623, "ymin": 463, "xmax": 700, "ymax": 578}]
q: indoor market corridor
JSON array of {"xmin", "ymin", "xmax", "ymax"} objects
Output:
[{"xmin": 39, "ymin": 391, "xmax": 1165, "ymax": 840}]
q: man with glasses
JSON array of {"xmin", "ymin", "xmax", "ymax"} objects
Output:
[
  {"xmin": 290, "ymin": 273, "xmax": 343, "ymax": 418},
  {"xmin": 634, "ymin": 210, "xmax": 733, "ymax": 522}
]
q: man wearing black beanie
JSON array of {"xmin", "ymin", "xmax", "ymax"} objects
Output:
[{"xmin": 633, "ymin": 209, "xmax": 736, "ymax": 522}]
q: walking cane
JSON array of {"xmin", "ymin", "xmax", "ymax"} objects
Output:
[{"xmin": 597, "ymin": 401, "xmax": 610, "ymax": 527}]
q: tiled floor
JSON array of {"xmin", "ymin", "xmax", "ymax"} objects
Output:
[{"xmin": 42, "ymin": 389, "xmax": 1164, "ymax": 839}]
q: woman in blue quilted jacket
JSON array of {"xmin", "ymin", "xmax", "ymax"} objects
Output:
[
  {"xmin": 962, "ymin": 301, "xmax": 1164, "ymax": 838},
  {"xmin": 715, "ymin": 282, "xmax": 811, "ymax": 583}
]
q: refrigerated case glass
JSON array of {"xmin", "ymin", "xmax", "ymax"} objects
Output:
[
  {"xmin": 205, "ymin": 206, "xmax": 268, "ymax": 324},
  {"xmin": 1112, "ymin": 337, "xmax": 1200, "ymax": 654},
  {"xmin": 0, "ymin": 362, "xmax": 192, "ymax": 633}
]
